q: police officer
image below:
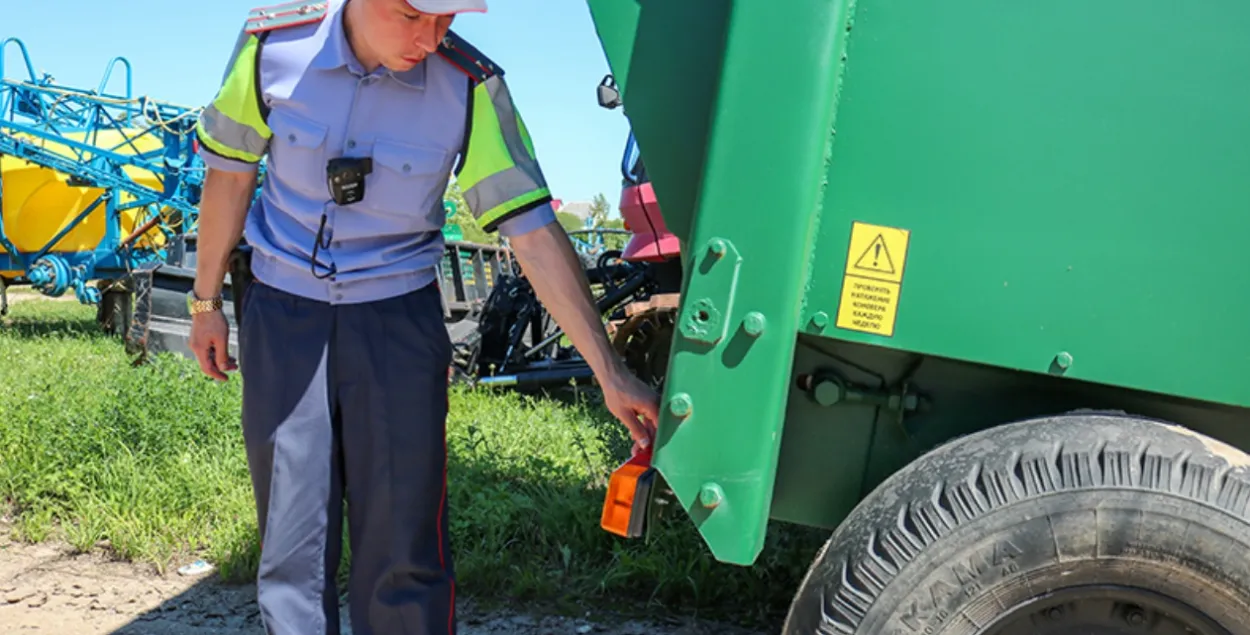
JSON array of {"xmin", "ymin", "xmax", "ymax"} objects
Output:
[{"xmin": 185, "ymin": 0, "xmax": 660, "ymax": 632}]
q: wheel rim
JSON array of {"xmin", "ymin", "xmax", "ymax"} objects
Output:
[{"xmin": 978, "ymin": 584, "xmax": 1231, "ymax": 635}]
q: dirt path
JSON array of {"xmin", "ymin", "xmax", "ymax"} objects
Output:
[{"xmin": 0, "ymin": 536, "xmax": 767, "ymax": 634}]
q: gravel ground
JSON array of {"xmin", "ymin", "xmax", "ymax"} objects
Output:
[{"xmin": 0, "ymin": 536, "xmax": 768, "ymax": 634}]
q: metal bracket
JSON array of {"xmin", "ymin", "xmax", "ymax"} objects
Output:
[
  {"xmin": 679, "ymin": 237, "xmax": 741, "ymax": 346},
  {"xmin": 798, "ymin": 370, "xmax": 919, "ymax": 412}
]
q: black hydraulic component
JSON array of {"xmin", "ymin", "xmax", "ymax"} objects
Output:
[{"xmin": 475, "ymin": 364, "xmax": 597, "ymax": 389}]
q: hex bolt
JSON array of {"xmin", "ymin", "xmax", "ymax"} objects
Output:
[
  {"xmin": 669, "ymin": 393, "xmax": 692, "ymax": 418},
  {"xmin": 1046, "ymin": 607, "xmax": 1063, "ymax": 620},
  {"xmin": 700, "ymin": 483, "xmax": 724, "ymax": 509},
  {"xmin": 1055, "ymin": 351, "xmax": 1073, "ymax": 369},
  {"xmin": 743, "ymin": 311, "xmax": 766, "ymax": 336},
  {"xmin": 811, "ymin": 311, "xmax": 829, "ymax": 330}
]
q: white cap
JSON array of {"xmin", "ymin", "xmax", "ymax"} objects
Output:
[{"xmin": 406, "ymin": 0, "xmax": 487, "ymax": 13}]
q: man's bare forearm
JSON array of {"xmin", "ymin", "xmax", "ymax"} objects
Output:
[
  {"xmin": 193, "ymin": 167, "xmax": 257, "ymax": 299},
  {"xmin": 508, "ymin": 222, "xmax": 622, "ymax": 378}
]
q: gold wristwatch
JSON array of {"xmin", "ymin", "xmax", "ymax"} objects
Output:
[{"xmin": 186, "ymin": 290, "xmax": 223, "ymax": 315}]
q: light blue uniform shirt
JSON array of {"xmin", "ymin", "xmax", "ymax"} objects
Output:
[{"xmin": 199, "ymin": 0, "xmax": 554, "ymax": 305}]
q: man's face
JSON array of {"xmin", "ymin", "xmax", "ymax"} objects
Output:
[{"xmin": 361, "ymin": 0, "xmax": 456, "ymax": 71}]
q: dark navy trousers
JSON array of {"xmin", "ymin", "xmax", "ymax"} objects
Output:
[{"xmin": 237, "ymin": 280, "xmax": 455, "ymax": 635}]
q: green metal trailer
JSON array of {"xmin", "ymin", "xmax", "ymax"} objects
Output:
[{"xmin": 587, "ymin": 1, "xmax": 1250, "ymax": 633}]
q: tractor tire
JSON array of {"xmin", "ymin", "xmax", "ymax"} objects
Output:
[{"xmin": 784, "ymin": 411, "xmax": 1250, "ymax": 635}]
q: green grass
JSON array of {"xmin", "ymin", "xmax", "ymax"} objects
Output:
[{"xmin": 0, "ymin": 297, "xmax": 826, "ymax": 625}]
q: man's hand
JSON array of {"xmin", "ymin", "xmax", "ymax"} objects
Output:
[
  {"xmin": 190, "ymin": 311, "xmax": 237, "ymax": 382},
  {"xmin": 508, "ymin": 220, "xmax": 662, "ymax": 451},
  {"xmin": 600, "ymin": 358, "xmax": 661, "ymax": 454},
  {"xmin": 190, "ymin": 166, "xmax": 255, "ymax": 381}
]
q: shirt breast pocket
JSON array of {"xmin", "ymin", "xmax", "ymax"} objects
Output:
[
  {"xmin": 366, "ymin": 139, "xmax": 452, "ymax": 225},
  {"xmin": 268, "ymin": 108, "xmax": 330, "ymax": 200}
]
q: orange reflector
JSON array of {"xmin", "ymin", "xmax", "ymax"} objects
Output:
[{"xmin": 600, "ymin": 447, "xmax": 656, "ymax": 538}]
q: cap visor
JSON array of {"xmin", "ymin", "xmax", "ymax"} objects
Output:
[{"xmin": 406, "ymin": 0, "xmax": 487, "ymax": 14}]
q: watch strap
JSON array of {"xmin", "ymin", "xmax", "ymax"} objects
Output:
[{"xmin": 187, "ymin": 291, "xmax": 224, "ymax": 315}]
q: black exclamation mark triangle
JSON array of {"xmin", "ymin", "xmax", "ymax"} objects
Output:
[{"xmin": 852, "ymin": 234, "xmax": 895, "ymax": 275}]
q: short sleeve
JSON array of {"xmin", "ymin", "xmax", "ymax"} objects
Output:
[
  {"xmin": 194, "ymin": 26, "xmax": 272, "ymax": 172},
  {"xmin": 495, "ymin": 201, "xmax": 557, "ymax": 237}
]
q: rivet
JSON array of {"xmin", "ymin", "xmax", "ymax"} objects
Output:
[
  {"xmin": 743, "ymin": 311, "xmax": 765, "ymax": 336},
  {"xmin": 669, "ymin": 393, "xmax": 692, "ymax": 418}
]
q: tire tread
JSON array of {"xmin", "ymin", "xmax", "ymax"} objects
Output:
[{"xmin": 793, "ymin": 413, "xmax": 1250, "ymax": 633}]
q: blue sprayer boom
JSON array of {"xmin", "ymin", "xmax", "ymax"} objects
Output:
[{"xmin": 0, "ymin": 37, "xmax": 208, "ymax": 312}]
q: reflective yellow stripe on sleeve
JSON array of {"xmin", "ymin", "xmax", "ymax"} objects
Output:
[
  {"xmin": 195, "ymin": 32, "xmax": 271, "ymax": 165},
  {"xmin": 455, "ymin": 74, "xmax": 552, "ymax": 233}
]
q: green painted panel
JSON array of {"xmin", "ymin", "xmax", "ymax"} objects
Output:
[
  {"xmin": 583, "ymin": 1, "xmax": 638, "ymax": 94},
  {"xmin": 585, "ymin": 0, "xmax": 854, "ymax": 567},
  {"xmin": 804, "ymin": 0, "xmax": 1250, "ymax": 408}
]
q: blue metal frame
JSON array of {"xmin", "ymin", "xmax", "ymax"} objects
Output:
[{"xmin": 1, "ymin": 37, "xmax": 206, "ymax": 303}]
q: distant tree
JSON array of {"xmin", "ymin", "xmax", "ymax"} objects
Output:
[
  {"xmin": 585, "ymin": 193, "xmax": 628, "ymax": 251},
  {"xmin": 443, "ymin": 180, "xmax": 497, "ymax": 245},
  {"xmin": 589, "ymin": 193, "xmax": 611, "ymax": 226},
  {"xmin": 555, "ymin": 211, "xmax": 584, "ymax": 233}
]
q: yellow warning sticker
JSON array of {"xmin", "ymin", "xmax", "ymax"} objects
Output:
[{"xmin": 835, "ymin": 221, "xmax": 910, "ymax": 337}]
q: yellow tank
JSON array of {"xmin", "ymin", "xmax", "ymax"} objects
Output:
[{"xmin": 1, "ymin": 127, "xmax": 175, "ymax": 278}]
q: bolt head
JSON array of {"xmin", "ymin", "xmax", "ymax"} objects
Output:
[
  {"xmin": 669, "ymin": 393, "xmax": 692, "ymax": 418},
  {"xmin": 813, "ymin": 380, "xmax": 843, "ymax": 407},
  {"xmin": 1055, "ymin": 351, "xmax": 1073, "ymax": 369},
  {"xmin": 743, "ymin": 311, "xmax": 766, "ymax": 336},
  {"xmin": 699, "ymin": 483, "xmax": 723, "ymax": 508},
  {"xmin": 708, "ymin": 239, "xmax": 727, "ymax": 257}
]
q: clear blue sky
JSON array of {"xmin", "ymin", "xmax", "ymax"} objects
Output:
[{"xmin": 2, "ymin": 0, "xmax": 631, "ymax": 214}]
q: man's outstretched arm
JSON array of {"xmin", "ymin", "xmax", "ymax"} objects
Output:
[{"xmin": 507, "ymin": 221, "xmax": 660, "ymax": 450}]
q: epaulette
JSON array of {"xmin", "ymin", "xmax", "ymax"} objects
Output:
[
  {"xmin": 438, "ymin": 30, "xmax": 503, "ymax": 83},
  {"xmin": 245, "ymin": 0, "xmax": 329, "ymax": 35}
]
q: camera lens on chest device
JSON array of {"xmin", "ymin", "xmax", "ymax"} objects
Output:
[{"xmin": 326, "ymin": 157, "xmax": 373, "ymax": 205}]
